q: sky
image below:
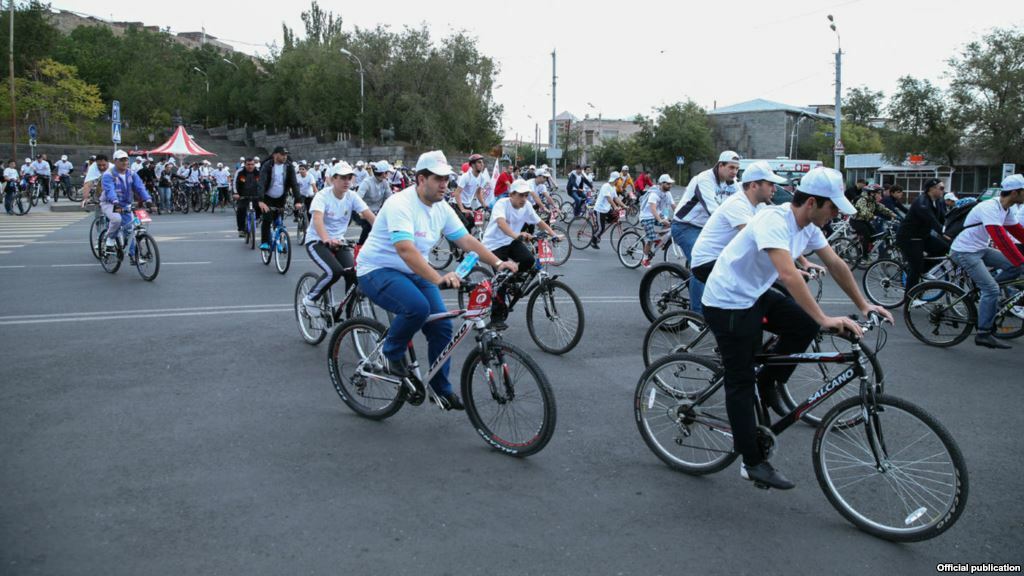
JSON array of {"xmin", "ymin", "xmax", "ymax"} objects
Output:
[{"xmin": 52, "ymin": 0, "xmax": 1022, "ymax": 145}]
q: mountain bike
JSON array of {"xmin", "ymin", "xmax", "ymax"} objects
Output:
[
  {"xmin": 619, "ymin": 223, "xmax": 681, "ymax": 270},
  {"xmin": 53, "ymin": 174, "xmax": 81, "ymax": 202},
  {"xmin": 294, "ymin": 245, "xmax": 386, "ymax": 345},
  {"xmin": 97, "ymin": 205, "xmax": 160, "ymax": 281},
  {"xmin": 243, "ymin": 201, "xmax": 257, "ymax": 250},
  {"xmin": 903, "ymin": 276, "xmax": 1024, "ymax": 346},
  {"xmin": 862, "ymin": 256, "xmax": 968, "ymax": 309},
  {"xmin": 295, "ymin": 203, "xmax": 309, "ymax": 245},
  {"xmin": 327, "ymin": 272, "xmax": 556, "ymax": 457},
  {"xmin": 10, "ymin": 182, "xmax": 31, "ymax": 215},
  {"xmin": 26, "ymin": 176, "xmax": 46, "ymax": 206},
  {"xmin": 259, "ymin": 208, "xmax": 291, "ymax": 274},
  {"xmin": 634, "ymin": 313, "xmax": 967, "ymax": 542}
]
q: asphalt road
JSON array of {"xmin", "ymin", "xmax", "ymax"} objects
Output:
[{"xmin": 1, "ymin": 208, "xmax": 1021, "ymax": 575}]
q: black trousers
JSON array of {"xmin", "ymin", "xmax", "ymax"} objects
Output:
[
  {"xmin": 260, "ymin": 195, "xmax": 286, "ymax": 244},
  {"xmin": 703, "ymin": 289, "xmax": 819, "ymax": 466},
  {"xmin": 898, "ymin": 235, "xmax": 949, "ymax": 290},
  {"xmin": 593, "ymin": 211, "xmax": 618, "ymax": 240},
  {"xmin": 493, "ymin": 239, "xmax": 535, "ymax": 271},
  {"xmin": 850, "ymin": 219, "xmax": 874, "ymax": 255},
  {"xmin": 352, "ymin": 212, "xmax": 373, "ymax": 245},
  {"xmin": 306, "ymin": 241, "xmax": 355, "ymax": 300},
  {"xmin": 235, "ymin": 197, "xmax": 260, "ymax": 232},
  {"xmin": 691, "ymin": 261, "xmax": 715, "ymax": 284}
]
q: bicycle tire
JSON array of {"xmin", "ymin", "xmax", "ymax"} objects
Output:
[
  {"xmin": 428, "ymin": 237, "xmax": 454, "ymax": 270},
  {"xmin": 548, "ymin": 224, "xmax": 572, "ymax": 266},
  {"xmin": 634, "ymin": 353, "xmax": 737, "ymax": 474},
  {"xmin": 247, "ymin": 213, "xmax": 256, "ymax": 250},
  {"xmin": 457, "ymin": 266, "xmax": 495, "ymax": 309},
  {"xmin": 813, "ymin": 394, "xmax": 968, "ymax": 542},
  {"xmin": 327, "ymin": 317, "xmax": 406, "ymax": 420},
  {"xmin": 14, "ymin": 188, "xmax": 31, "ymax": 214},
  {"xmin": 862, "ymin": 258, "xmax": 906, "ymax": 309},
  {"xmin": 642, "ymin": 310, "xmax": 716, "ymax": 367},
  {"xmin": 295, "ymin": 272, "xmax": 328, "ymax": 345},
  {"xmin": 639, "ymin": 262, "xmax": 691, "ymax": 322},
  {"xmin": 607, "ymin": 221, "xmax": 626, "ymax": 250},
  {"xmin": 558, "ymin": 201, "xmax": 575, "ymax": 222},
  {"xmin": 275, "ymin": 230, "xmax": 291, "ymax": 274},
  {"xmin": 616, "ymin": 230, "xmax": 645, "ymax": 269},
  {"xmin": 526, "ymin": 279, "xmax": 584, "ymax": 354},
  {"xmin": 343, "ymin": 286, "xmax": 387, "ymax": 324},
  {"xmin": 460, "ymin": 340, "xmax": 556, "ymax": 457},
  {"xmin": 134, "ymin": 234, "xmax": 160, "ymax": 281},
  {"xmin": 97, "ymin": 231, "xmax": 121, "ymax": 274},
  {"xmin": 89, "ymin": 216, "xmax": 105, "ymax": 260},
  {"xmin": 993, "ymin": 293, "xmax": 1024, "ymax": 340},
  {"xmin": 566, "ymin": 216, "xmax": 594, "ymax": 250},
  {"xmin": 903, "ymin": 281, "xmax": 974, "ymax": 347},
  {"xmin": 69, "ymin": 185, "xmax": 83, "ymax": 202},
  {"xmin": 831, "ymin": 238, "xmax": 861, "ymax": 270},
  {"xmin": 30, "ymin": 186, "xmax": 39, "ymax": 207}
]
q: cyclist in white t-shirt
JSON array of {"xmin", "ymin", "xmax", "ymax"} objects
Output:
[
  {"xmin": 590, "ymin": 171, "xmax": 626, "ymax": 248},
  {"xmin": 301, "ymin": 162, "xmax": 374, "ymax": 317},
  {"xmin": 356, "ymin": 151, "xmax": 518, "ymax": 410},
  {"xmin": 702, "ymin": 167, "xmax": 892, "ymax": 490},
  {"xmin": 454, "ymin": 153, "xmax": 490, "ymax": 232},
  {"xmin": 79, "ymin": 154, "xmax": 110, "ymax": 207},
  {"xmin": 638, "ymin": 175, "xmax": 676, "ymax": 268}
]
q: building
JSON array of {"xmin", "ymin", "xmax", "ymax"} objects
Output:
[
  {"xmin": 844, "ymin": 153, "xmax": 1006, "ymax": 198},
  {"xmin": 47, "ymin": 9, "xmax": 237, "ymax": 56},
  {"xmin": 708, "ymin": 99, "xmax": 832, "ymax": 160}
]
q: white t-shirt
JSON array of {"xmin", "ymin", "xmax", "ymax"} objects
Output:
[
  {"xmin": 640, "ymin": 188, "xmax": 668, "ymax": 221},
  {"xmin": 702, "ymin": 204, "xmax": 828, "ymax": 310},
  {"xmin": 305, "ymin": 188, "xmax": 369, "ymax": 245},
  {"xmin": 20, "ymin": 164, "xmax": 32, "ymax": 176},
  {"xmin": 55, "ymin": 160, "xmax": 73, "ymax": 176},
  {"xmin": 457, "ymin": 171, "xmax": 488, "ymax": 208},
  {"xmin": 30, "ymin": 160, "xmax": 50, "ymax": 176},
  {"xmin": 595, "ymin": 183, "xmax": 617, "ymax": 214},
  {"xmin": 691, "ymin": 192, "xmax": 764, "ymax": 269},
  {"xmin": 267, "ymin": 163, "xmax": 285, "ymax": 198},
  {"xmin": 213, "ymin": 168, "xmax": 230, "ymax": 187},
  {"xmin": 4, "ymin": 167, "xmax": 19, "ymax": 181},
  {"xmin": 673, "ymin": 167, "xmax": 739, "ymax": 227},
  {"xmin": 951, "ymin": 197, "xmax": 1020, "ymax": 253},
  {"xmin": 528, "ymin": 179, "xmax": 549, "ymax": 207},
  {"xmin": 482, "ymin": 197, "xmax": 541, "ymax": 251},
  {"xmin": 85, "ymin": 162, "xmax": 109, "ymax": 183},
  {"xmin": 296, "ymin": 172, "xmax": 316, "ymax": 198},
  {"xmin": 356, "ymin": 186, "xmax": 468, "ymax": 277}
]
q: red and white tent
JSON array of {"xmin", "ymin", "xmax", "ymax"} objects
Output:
[{"xmin": 147, "ymin": 126, "xmax": 215, "ymax": 157}]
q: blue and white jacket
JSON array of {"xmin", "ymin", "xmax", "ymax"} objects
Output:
[{"xmin": 101, "ymin": 169, "xmax": 151, "ymax": 206}]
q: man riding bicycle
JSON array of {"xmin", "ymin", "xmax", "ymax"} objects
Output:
[
  {"xmin": 356, "ymin": 151, "xmax": 518, "ymax": 411},
  {"xmin": 638, "ymin": 174, "xmax": 676, "ymax": 268},
  {"xmin": 850, "ymin": 184, "xmax": 898, "ymax": 256},
  {"xmin": 301, "ymin": 161, "xmax": 376, "ymax": 318},
  {"xmin": 233, "ymin": 158, "xmax": 261, "ymax": 236},
  {"xmin": 701, "ymin": 167, "xmax": 892, "ymax": 490},
  {"xmin": 590, "ymin": 171, "xmax": 627, "ymax": 249},
  {"xmin": 257, "ymin": 146, "xmax": 299, "ymax": 250},
  {"xmin": 100, "ymin": 150, "xmax": 153, "ymax": 251}
]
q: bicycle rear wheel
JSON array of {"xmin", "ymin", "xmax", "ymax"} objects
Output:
[
  {"xmin": 526, "ymin": 279, "xmax": 584, "ymax": 354},
  {"xmin": 461, "ymin": 340, "xmax": 556, "ymax": 457},
  {"xmin": 89, "ymin": 216, "xmax": 105, "ymax": 259},
  {"xmin": 97, "ymin": 231, "xmax": 121, "ymax": 274},
  {"xmin": 862, "ymin": 258, "xmax": 906, "ymax": 309},
  {"xmin": 903, "ymin": 281, "xmax": 975, "ymax": 347},
  {"xmin": 246, "ymin": 212, "xmax": 256, "ymax": 249},
  {"xmin": 327, "ymin": 317, "xmax": 406, "ymax": 420},
  {"xmin": 639, "ymin": 262, "xmax": 690, "ymax": 322},
  {"xmin": 566, "ymin": 216, "xmax": 594, "ymax": 250},
  {"xmin": 634, "ymin": 353, "xmax": 737, "ymax": 474},
  {"xmin": 295, "ymin": 272, "xmax": 329, "ymax": 345},
  {"xmin": 831, "ymin": 238, "xmax": 861, "ymax": 270},
  {"xmin": 616, "ymin": 230, "xmax": 644, "ymax": 269},
  {"xmin": 14, "ymin": 189, "xmax": 31, "ymax": 214},
  {"xmin": 558, "ymin": 201, "xmax": 575, "ymax": 222},
  {"xmin": 548, "ymin": 224, "xmax": 571, "ymax": 266},
  {"xmin": 814, "ymin": 394, "xmax": 968, "ymax": 542},
  {"xmin": 428, "ymin": 237, "xmax": 454, "ymax": 270},
  {"xmin": 134, "ymin": 234, "xmax": 160, "ymax": 281},
  {"xmin": 343, "ymin": 286, "xmax": 387, "ymax": 324},
  {"xmin": 275, "ymin": 229, "xmax": 291, "ymax": 274},
  {"xmin": 642, "ymin": 310, "xmax": 716, "ymax": 367}
]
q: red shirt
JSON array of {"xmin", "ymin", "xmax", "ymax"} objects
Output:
[
  {"xmin": 635, "ymin": 173, "xmax": 653, "ymax": 192},
  {"xmin": 494, "ymin": 171, "xmax": 514, "ymax": 196}
]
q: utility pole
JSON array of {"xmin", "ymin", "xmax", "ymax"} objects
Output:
[
  {"xmin": 550, "ymin": 49, "xmax": 557, "ymax": 177},
  {"xmin": 829, "ymin": 15, "xmax": 842, "ymax": 171},
  {"xmin": 9, "ymin": 0, "xmax": 16, "ymax": 159}
]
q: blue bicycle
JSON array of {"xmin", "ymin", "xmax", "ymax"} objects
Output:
[
  {"xmin": 260, "ymin": 207, "xmax": 291, "ymax": 274},
  {"xmin": 98, "ymin": 205, "xmax": 160, "ymax": 281},
  {"xmin": 244, "ymin": 201, "xmax": 257, "ymax": 250}
]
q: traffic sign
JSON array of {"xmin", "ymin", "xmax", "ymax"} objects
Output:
[
  {"xmin": 28, "ymin": 124, "xmax": 37, "ymax": 140},
  {"xmin": 676, "ymin": 155, "xmax": 686, "ymax": 166},
  {"xmin": 546, "ymin": 148, "xmax": 563, "ymax": 160},
  {"xmin": 835, "ymin": 139, "xmax": 845, "ymax": 156},
  {"xmin": 112, "ymin": 122, "xmax": 122, "ymax": 144},
  {"xmin": 29, "ymin": 138, "xmax": 37, "ymax": 147},
  {"xmin": 1003, "ymin": 163, "xmax": 1016, "ymax": 180},
  {"xmin": 112, "ymin": 100, "xmax": 121, "ymax": 124}
]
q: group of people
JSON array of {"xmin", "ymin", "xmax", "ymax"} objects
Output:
[{"xmin": 2, "ymin": 154, "xmax": 75, "ymax": 213}]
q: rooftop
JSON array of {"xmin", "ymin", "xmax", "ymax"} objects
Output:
[{"xmin": 709, "ymin": 98, "xmax": 832, "ymax": 120}]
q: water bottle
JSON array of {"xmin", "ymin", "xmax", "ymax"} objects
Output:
[{"xmin": 454, "ymin": 252, "xmax": 479, "ymax": 278}]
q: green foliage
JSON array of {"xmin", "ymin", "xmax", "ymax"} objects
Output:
[
  {"xmin": 801, "ymin": 121, "xmax": 884, "ymax": 165},
  {"xmin": 0, "ymin": 58, "xmax": 103, "ymax": 134},
  {"xmin": 885, "ymin": 76, "xmax": 961, "ymax": 165},
  {"xmin": 948, "ymin": 27, "xmax": 1024, "ymax": 166},
  {"xmin": 843, "ymin": 86, "xmax": 884, "ymax": 126},
  {"xmin": 0, "ymin": 1, "xmax": 58, "ymax": 77},
  {"xmin": 637, "ymin": 101, "xmax": 714, "ymax": 174}
]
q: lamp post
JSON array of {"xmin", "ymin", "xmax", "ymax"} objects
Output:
[
  {"xmin": 9, "ymin": 0, "xmax": 16, "ymax": 159},
  {"xmin": 192, "ymin": 66, "xmax": 209, "ymax": 126},
  {"xmin": 527, "ymin": 114, "xmax": 539, "ymax": 166},
  {"xmin": 339, "ymin": 48, "xmax": 365, "ymax": 150},
  {"xmin": 221, "ymin": 58, "xmax": 238, "ymax": 70},
  {"xmin": 828, "ymin": 14, "xmax": 842, "ymax": 171}
]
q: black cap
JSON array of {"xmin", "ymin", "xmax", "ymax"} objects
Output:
[{"xmin": 272, "ymin": 146, "xmax": 289, "ymax": 155}]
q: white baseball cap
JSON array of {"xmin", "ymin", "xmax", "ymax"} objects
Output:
[
  {"xmin": 113, "ymin": 150, "xmax": 129, "ymax": 160},
  {"xmin": 796, "ymin": 167, "xmax": 855, "ymax": 214},
  {"xmin": 372, "ymin": 160, "xmax": 391, "ymax": 173},
  {"xmin": 621, "ymin": 165, "xmax": 630, "ymax": 172},
  {"xmin": 608, "ymin": 171, "xmax": 621, "ymax": 182},
  {"xmin": 355, "ymin": 160, "xmax": 365, "ymax": 167},
  {"xmin": 717, "ymin": 150, "xmax": 742, "ymax": 164},
  {"xmin": 330, "ymin": 161, "xmax": 355, "ymax": 177},
  {"xmin": 1000, "ymin": 174, "xmax": 1024, "ymax": 192},
  {"xmin": 943, "ymin": 192, "xmax": 959, "ymax": 202},
  {"xmin": 509, "ymin": 180, "xmax": 532, "ymax": 194},
  {"xmin": 658, "ymin": 174, "xmax": 675, "ymax": 184},
  {"xmin": 741, "ymin": 160, "xmax": 788, "ymax": 184},
  {"xmin": 239, "ymin": 156, "xmax": 245, "ymax": 161},
  {"xmin": 61, "ymin": 155, "xmax": 68, "ymax": 161},
  {"xmin": 414, "ymin": 150, "xmax": 453, "ymax": 177}
]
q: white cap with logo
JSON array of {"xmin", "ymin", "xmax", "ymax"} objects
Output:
[
  {"xmin": 943, "ymin": 192, "xmax": 959, "ymax": 203},
  {"xmin": 718, "ymin": 150, "xmax": 741, "ymax": 164},
  {"xmin": 414, "ymin": 150, "xmax": 453, "ymax": 177},
  {"xmin": 330, "ymin": 161, "xmax": 355, "ymax": 178},
  {"xmin": 658, "ymin": 174, "xmax": 675, "ymax": 184},
  {"xmin": 796, "ymin": 167, "xmax": 855, "ymax": 214},
  {"xmin": 741, "ymin": 160, "xmax": 788, "ymax": 184},
  {"xmin": 113, "ymin": 150, "xmax": 129, "ymax": 160},
  {"xmin": 608, "ymin": 171, "xmax": 621, "ymax": 182},
  {"xmin": 509, "ymin": 180, "xmax": 532, "ymax": 194}
]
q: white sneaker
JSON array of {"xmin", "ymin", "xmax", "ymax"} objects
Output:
[
  {"xmin": 302, "ymin": 296, "xmax": 321, "ymax": 318},
  {"xmin": 1011, "ymin": 306, "xmax": 1024, "ymax": 320},
  {"xmin": 909, "ymin": 298, "xmax": 927, "ymax": 308}
]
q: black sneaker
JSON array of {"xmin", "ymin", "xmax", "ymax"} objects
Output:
[
  {"xmin": 740, "ymin": 461, "xmax": 795, "ymax": 490},
  {"xmin": 590, "ymin": 238, "xmax": 601, "ymax": 249},
  {"xmin": 434, "ymin": 392, "xmax": 465, "ymax": 411},
  {"xmin": 383, "ymin": 355, "xmax": 412, "ymax": 378},
  {"xmin": 975, "ymin": 332, "xmax": 1011, "ymax": 349},
  {"xmin": 488, "ymin": 319, "xmax": 509, "ymax": 331}
]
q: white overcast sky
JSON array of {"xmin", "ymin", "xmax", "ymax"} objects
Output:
[{"xmin": 54, "ymin": 0, "xmax": 1022, "ymax": 144}]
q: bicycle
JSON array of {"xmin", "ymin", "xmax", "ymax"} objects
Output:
[
  {"xmin": 634, "ymin": 313, "xmax": 968, "ymax": 542},
  {"xmin": 428, "ymin": 208, "xmax": 490, "ymax": 271},
  {"xmin": 862, "ymin": 255, "xmax": 968, "ymax": 309},
  {"xmin": 97, "ymin": 205, "xmax": 161, "ymax": 281},
  {"xmin": 243, "ymin": 201, "xmax": 257, "ymax": 250},
  {"xmin": 458, "ymin": 233, "xmax": 584, "ymax": 354},
  {"xmin": 326, "ymin": 272, "xmax": 557, "ymax": 457},
  {"xmin": 835, "ymin": 219, "xmax": 903, "ymax": 270},
  {"xmin": 172, "ymin": 182, "xmax": 191, "ymax": 214},
  {"xmin": 294, "ymin": 203, "xmax": 309, "ymax": 245},
  {"xmin": 903, "ymin": 275, "xmax": 1024, "ymax": 346},
  {"xmin": 26, "ymin": 176, "xmax": 46, "ymax": 206},
  {"xmin": 88, "ymin": 202, "xmax": 109, "ymax": 260},
  {"xmin": 618, "ymin": 222, "xmax": 680, "ymax": 271},
  {"xmin": 259, "ymin": 208, "xmax": 292, "ymax": 274},
  {"xmin": 294, "ymin": 243, "xmax": 386, "ymax": 345},
  {"xmin": 53, "ymin": 174, "xmax": 81, "ymax": 202},
  {"xmin": 10, "ymin": 181, "xmax": 31, "ymax": 215}
]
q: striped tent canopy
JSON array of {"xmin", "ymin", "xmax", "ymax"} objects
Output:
[{"xmin": 147, "ymin": 126, "xmax": 215, "ymax": 156}]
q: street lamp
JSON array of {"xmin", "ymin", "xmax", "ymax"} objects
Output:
[
  {"xmin": 192, "ymin": 66, "xmax": 209, "ymax": 126},
  {"xmin": 527, "ymin": 114, "xmax": 539, "ymax": 166},
  {"xmin": 339, "ymin": 48, "xmax": 365, "ymax": 150},
  {"xmin": 221, "ymin": 58, "xmax": 238, "ymax": 71},
  {"xmin": 828, "ymin": 14, "xmax": 843, "ymax": 171}
]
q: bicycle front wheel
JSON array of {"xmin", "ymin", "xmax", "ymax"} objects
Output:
[
  {"xmin": 526, "ymin": 279, "xmax": 584, "ymax": 354},
  {"xmin": 461, "ymin": 340, "xmax": 556, "ymax": 457},
  {"xmin": 634, "ymin": 353, "xmax": 737, "ymax": 474},
  {"xmin": 275, "ymin": 230, "xmax": 291, "ymax": 274},
  {"xmin": 639, "ymin": 262, "xmax": 690, "ymax": 322},
  {"xmin": 428, "ymin": 237, "xmax": 455, "ymax": 270},
  {"xmin": 616, "ymin": 230, "xmax": 644, "ymax": 269},
  {"xmin": 327, "ymin": 317, "xmax": 405, "ymax": 420},
  {"xmin": 134, "ymin": 234, "xmax": 160, "ymax": 281},
  {"xmin": 566, "ymin": 216, "xmax": 594, "ymax": 250},
  {"xmin": 862, "ymin": 258, "xmax": 906, "ymax": 309},
  {"xmin": 97, "ymin": 231, "xmax": 121, "ymax": 274},
  {"xmin": 903, "ymin": 281, "xmax": 975, "ymax": 347},
  {"xmin": 642, "ymin": 310, "xmax": 716, "ymax": 367},
  {"xmin": 89, "ymin": 217, "xmax": 105, "ymax": 259},
  {"xmin": 14, "ymin": 189, "xmax": 31, "ymax": 214},
  {"xmin": 831, "ymin": 238, "xmax": 861, "ymax": 270},
  {"xmin": 814, "ymin": 394, "xmax": 968, "ymax": 542}
]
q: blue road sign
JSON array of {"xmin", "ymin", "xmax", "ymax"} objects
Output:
[
  {"xmin": 112, "ymin": 122, "xmax": 122, "ymax": 144},
  {"xmin": 28, "ymin": 124, "xmax": 37, "ymax": 140},
  {"xmin": 112, "ymin": 100, "xmax": 121, "ymax": 124},
  {"xmin": 676, "ymin": 155, "xmax": 686, "ymax": 166}
]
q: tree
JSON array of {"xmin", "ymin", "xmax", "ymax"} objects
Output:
[
  {"xmin": 801, "ymin": 121, "xmax": 884, "ymax": 164},
  {"xmin": 638, "ymin": 101, "xmax": 714, "ymax": 174},
  {"xmin": 0, "ymin": 1, "xmax": 58, "ymax": 77},
  {"xmin": 948, "ymin": 27, "xmax": 1024, "ymax": 166},
  {"xmin": 884, "ymin": 76, "xmax": 961, "ymax": 165},
  {"xmin": 0, "ymin": 59, "xmax": 103, "ymax": 134},
  {"xmin": 843, "ymin": 86, "xmax": 884, "ymax": 126}
]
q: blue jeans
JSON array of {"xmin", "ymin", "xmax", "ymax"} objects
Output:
[
  {"xmin": 671, "ymin": 221, "xmax": 705, "ymax": 314},
  {"xmin": 159, "ymin": 187, "xmax": 172, "ymax": 211},
  {"xmin": 950, "ymin": 248, "xmax": 1021, "ymax": 333},
  {"xmin": 358, "ymin": 268, "xmax": 454, "ymax": 395},
  {"xmin": 568, "ymin": 189, "xmax": 586, "ymax": 216}
]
